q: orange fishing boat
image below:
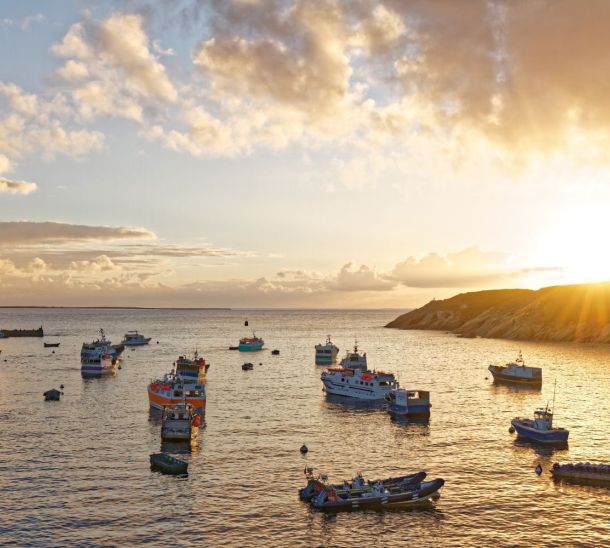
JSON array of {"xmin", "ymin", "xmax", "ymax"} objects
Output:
[{"xmin": 147, "ymin": 351, "xmax": 208, "ymax": 415}]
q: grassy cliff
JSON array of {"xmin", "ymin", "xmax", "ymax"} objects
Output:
[{"xmin": 386, "ymin": 282, "xmax": 610, "ymax": 343}]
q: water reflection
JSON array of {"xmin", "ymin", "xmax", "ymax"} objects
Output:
[
  {"xmin": 511, "ymin": 438, "xmax": 570, "ymax": 457},
  {"xmin": 489, "ymin": 381, "xmax": 541, "ymax": 394},
  {"xmin": 322, "ymin": 394, "xmax": 387, "ymax": 413}
]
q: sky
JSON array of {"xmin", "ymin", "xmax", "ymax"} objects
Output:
[{"xmin": 2, "ymin": 0, "xmax": 610, "ymax": 308}]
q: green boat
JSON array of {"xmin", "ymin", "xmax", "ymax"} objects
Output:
[{"xmin": 150, "ymin": 453, "xmax": 188, "ymax": 475}]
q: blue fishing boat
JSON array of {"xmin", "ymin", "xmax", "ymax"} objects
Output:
[
  {"xmin": 510, "ymin": 382, "xmax": 569, "ymax": 444},
  {"xmin": 386, "ymin": 388, "xmax": 431, "ymax": 417},
  {"xmin": 238, "ymin": 333, "xmax": 264, "ymax": 351}
]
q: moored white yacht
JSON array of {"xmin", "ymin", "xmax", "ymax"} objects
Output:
[{"xmin": 122, "ymin": 331, "xmax": 151, "ymax": 346}]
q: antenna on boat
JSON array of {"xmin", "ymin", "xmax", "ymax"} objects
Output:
[{"xmin": 551, "ymin": 378, "xmax": 557, "ymax": 414}]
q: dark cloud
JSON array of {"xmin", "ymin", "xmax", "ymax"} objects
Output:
[{"xmin": 0, "ymin": 221, "xmax": 155, "ymax": 245}]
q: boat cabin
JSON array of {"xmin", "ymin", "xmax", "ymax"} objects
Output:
[{"xmin": 533, "ymin": 407, "xmax": 554, "ymax": 430}]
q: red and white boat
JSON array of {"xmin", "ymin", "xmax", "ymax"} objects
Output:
[{"xmin": 148, "ymin": 351, "xmax": 208, "ymax": 415}]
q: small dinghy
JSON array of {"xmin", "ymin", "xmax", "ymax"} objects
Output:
[
  {"xmin": 43, "ymin": 389, "xmax": 62, "ymax": 401},
  {"xmin": 242, "ymin": 362, "xmax": 254, "ymax": 370},
  {"xmin": 311, "ymin": 478, "xmax": 444, "ymax": 511},
  {"xmin": 271, "ymin": 349, "xmax": 280, "ymax": 355},
  {"xmin": 299, "ymin": 467, "xmax": 427, "ymax": 502},
  {"xmin": 150, "ymin": 453, "xmax": 188, "ymax": 475},
  {"xmin": 552, "ymin": 462, "xmax": 610, "ymax": 487},
  {"xmin": 44, "ymin": 342, "xmax": 60, "ymax": 348}
]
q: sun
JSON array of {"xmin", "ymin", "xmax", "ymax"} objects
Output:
[{"xmin": 535, "ymin": 199, "xmax": 610, "ymax": 284}]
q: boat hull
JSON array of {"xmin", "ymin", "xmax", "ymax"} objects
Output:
[
  {"xmin": 489, "ymin": 369, "xmax": 542, "ymax": 385},
  {"xmin": 124, "ymin": 340, "xmax": 151, "ymax": 346},
  {"xmin": 389, "ymin": 403, "xmax": 431, "ymax": 416},
  {"xmin": 238, "ymin": 343, "xmax": 263, "ymax": 351},
  {"xmin": 148, "ymin": 388, "xmax": 206, "ymax": 415},
  {"xmin": 511, "ymin": 418, "xmax": 569, "ymax": 444},
  {"xmin": 81, "ymin": 363, "xmax": 117, "ymax": 376},
  {"xmin": 322, "ymin": 379, "xmax": 391, "ymax": 400}
]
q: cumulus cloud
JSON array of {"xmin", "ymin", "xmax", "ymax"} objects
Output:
[
  {"xmin": 330, "ymin": 262, "xmax": 395, "ymax": 291},
  {"xmin": 53, "ymin": 12, "xmax": 177, "ymax": 124},
  {"xmin": 0, "ymin": 221, "xmax": 155, "ymax": 245},
  {"xmin": 390, "ymin": 247, "xmax": 514, "ymax": 288},
  {"xmin": 0, "ymin": 177, "xmax": 37, "ymax": 195}
]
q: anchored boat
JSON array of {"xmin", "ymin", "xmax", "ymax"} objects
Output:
[
  {"xmin": 511, "ymin": 381, "xmax": 569, "ymax": 444},
  {"xmin": 488, "ymin": 351, "xmax": 542, "ymax": 386},
  {"xmin": 150, "ymin": 453, "xmax": 188, "ymax": 475},
  {"xmin": 321, "ymin": 343, "xmax": 398, "ymax": 400},
  {"xmin": 310, "ymin": 478, "xmax": 444, "ymax": 511},
  {"xmin": 81, "ymin": 330, "xmax": 123, "ymax": 376},
  {"xmin": 386, "ymin": 388, "xmax": 431, "ymax": 417},
  {"xmin": 161, "ymin": 403, "xmax": 200, "ymax": 442},
  {"xmin": 551, "ymin": 462, "xmax": 610, "ymax": 486},
  {"xmin": 148, "ymin": 351, "xmax": 207, "ymax": 415},
  {"xmin": 238, "ymin": 333, "xmax": 264, "ymax": 351},
  {"xmin": 122, "ymin": 331, "xmax": 151, "ymax": 346},
  {"xmin": 315, "ymin": 335, "xmax": 339, "ymax": 365},
  {"xmin": 299, "ymin": 467, "xmax": 427, "ymax": 502}
]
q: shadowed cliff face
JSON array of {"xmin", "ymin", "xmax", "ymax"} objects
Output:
[{"xmin": 386, "ymin": 283, "xmax": 610, "ymax": 343}]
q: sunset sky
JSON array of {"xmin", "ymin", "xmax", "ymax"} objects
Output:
[{"xmin": 2, "ymin": 0, "xmax": 610, "ymax": 307}]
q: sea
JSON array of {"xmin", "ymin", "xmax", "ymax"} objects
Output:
[{"xmin": 0, "ymin": 308, "xmax": 608, "ymax": 547}]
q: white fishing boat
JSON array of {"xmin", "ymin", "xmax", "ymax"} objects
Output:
[
  {"xmin": 122, "ymin": 331, "xmax": 151, "ymax": 346},
  {"xmin": 315, "ymin": 336, "xmax": 339, "ymax": 365},
  {"xmin": 321, "ymin": 345, "xmax": 398, "ymax": 400},
  {"xmin": 81, "ymin": 329, "xmax": 123, "ymax": 376},
  {"xmin": 339, "ymin": 341, "xmax": 367, "ymax": 369}
]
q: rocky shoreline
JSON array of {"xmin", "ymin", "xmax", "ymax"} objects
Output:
[{"xmin": 386, "ymin": 282, "xmax": 610, "ymax": 343}]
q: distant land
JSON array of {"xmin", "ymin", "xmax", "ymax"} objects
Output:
[{"xmin": 386, "ymin": 282, "xmax": 610, "ymax": 343}]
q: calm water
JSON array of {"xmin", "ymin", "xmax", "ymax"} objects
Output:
[{"xmin": 0, "ymin": 308, "xmax": 608, "ymax": 547}]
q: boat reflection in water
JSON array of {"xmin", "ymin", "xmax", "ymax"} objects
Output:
[{"xmin": 322, "ymin": 393, "xmax": 387, "ymax": 413}]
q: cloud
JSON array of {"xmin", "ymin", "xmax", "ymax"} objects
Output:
[
  {"xmin": 53, "ymin": 13, "xmax": 177, "ymax": 124},
  {"xmin": 390, "ymin": 247, "xmax": 513, "ymax": 288},
  {"xmin": 0, "ymin": 177, "xmax": 37, "ymax": 195},
  {"xmin": 0, "ymin": 221, "xmax": 155, "ymax": 245},
  {"xmin": 330, "ymin": 262, "xmax": 396, "ymax": 291}
]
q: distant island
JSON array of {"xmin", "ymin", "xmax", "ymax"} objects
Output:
[{"xmin": 386, "ymin": 282, "xmax": 610, "ymax": 343}]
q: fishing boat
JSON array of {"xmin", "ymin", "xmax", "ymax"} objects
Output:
[
  {"xmin": 148, "ymin": 352, "xmax": 208, "ymax": 414},
  {"xmin": 386, "ymin": 388, "xmax": 431, "ymax": 417},
  {"xmin": 310, "ymin": 478, "xmax": 444, "ymax": 511},
  {"xmin": 339, "ymin": 341, "xmax": 367, "ymax": 369},
  {"xmin": 551, "ymin": 462, "xmax": 610, "ymax": 486},
  {"xmin": 161, "ymin": 403, "xmax": 200, "ymax": 442},
  {"xmin": 150, "ymin": 453, "xmax": 188, "ymax": 475},
  {"xmin": 122, "ymin": 331, "xmax": 151, "ymax": 346},
  {"xmin": 510, "ymin": 382, "xmax": 569, "ymax": 444},
  {"xmin": 321, "ymin": 344, "xmax": 398, "ymax": 400},
  {"xmin": 488, "ymin": 351, "xmax": 542, "ymax": 385},
  {"xmin": 299, "ymin": 468, "xmax": 427, "ymax": 501},
  {"xmin": 81, "ymin": 329, "xmax": 124, "ymax": 360},
  {"xmin": 238, "ymin": 333, "xmax": 264, "ymax": 351},
  {"xmin": 44, "ymin": 342, "xmax": 60, "ymax": 348},
  {"xmin": 315, "ymin": 336, "xmax": 340, "ymax": 365}
]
